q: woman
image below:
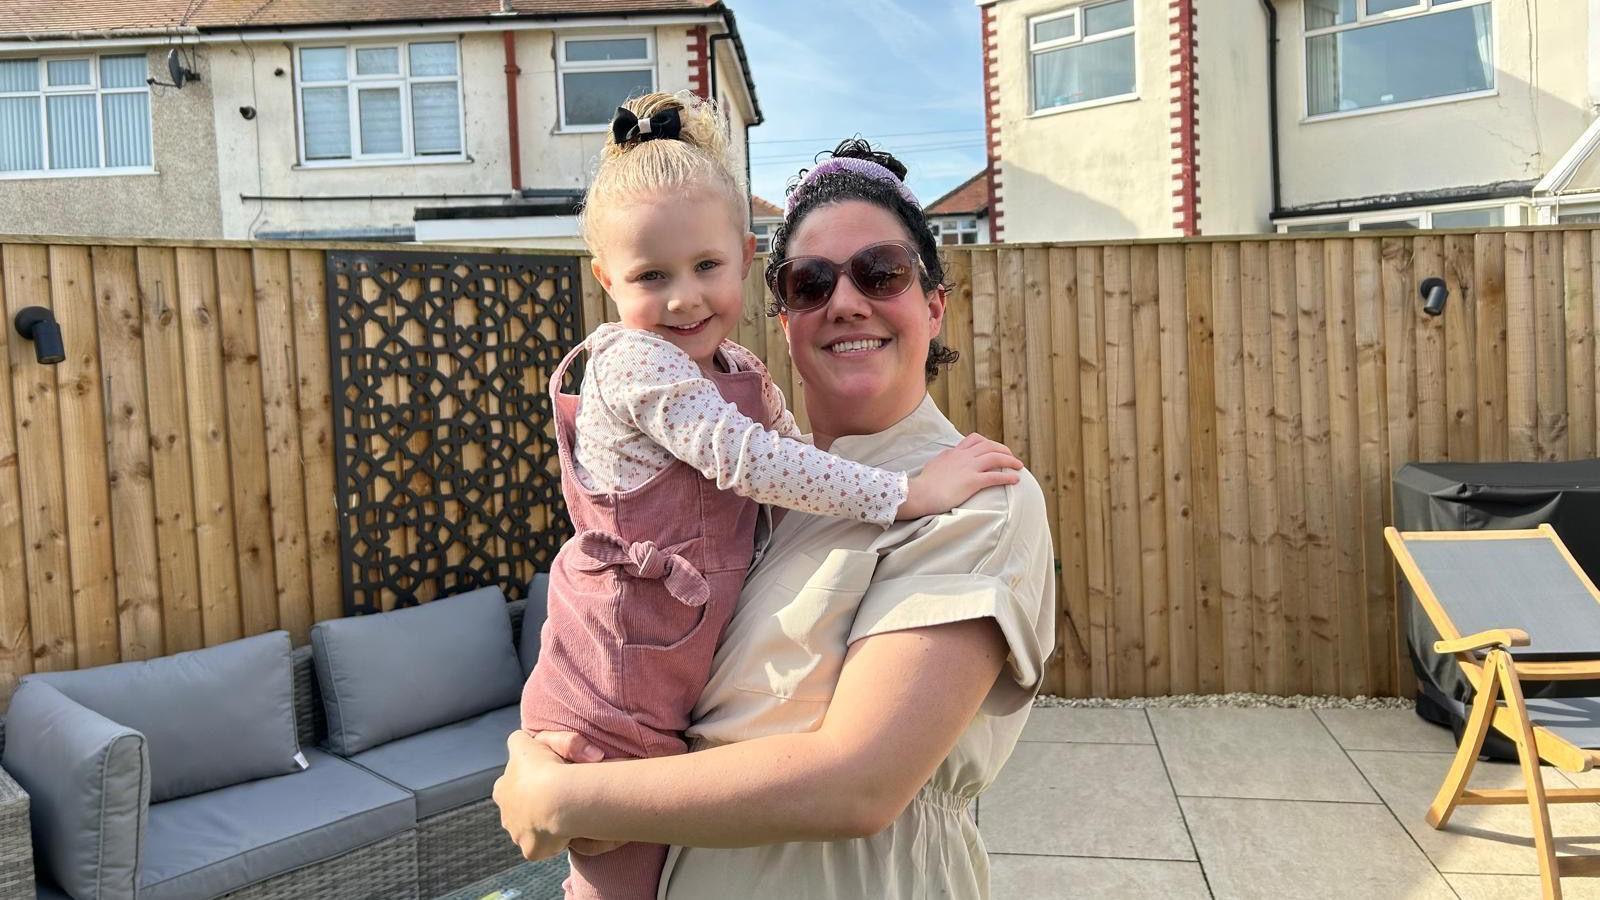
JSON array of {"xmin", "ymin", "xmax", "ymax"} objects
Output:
[{"xmin": 494, "ymin": 140, "xmax": 1055, "ymax": 899}]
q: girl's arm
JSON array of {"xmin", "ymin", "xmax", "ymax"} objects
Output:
[
  {"xmin": 593, "ymin": 332, "xmax": 1016, "ymax": 523},
  {"xmin": 496, "ymin": 617, "xmax": 1008, "ymax": 855}
]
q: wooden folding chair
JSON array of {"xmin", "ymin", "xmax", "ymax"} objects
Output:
[{"xmin": 1386, "ymin": 524, "xmax": 1600, "ymax": 899}]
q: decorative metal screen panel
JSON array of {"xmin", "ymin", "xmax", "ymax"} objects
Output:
[{"xmin": 326, "ymin": 250, "xmax": 583, "ymax": 614}]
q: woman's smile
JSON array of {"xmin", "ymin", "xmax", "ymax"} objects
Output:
[{"xmin": 824, "ymin": 334, "xmax": 892, "ymax": 356}]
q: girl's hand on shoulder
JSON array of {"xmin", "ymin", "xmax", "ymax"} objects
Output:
[
  {"xmin": 898, "ymin": 433, "xmax": 1023, "ymax": 520},
  {"xmin": 493, "ymin": 731, "xmax": 574, "ymax": 861}
]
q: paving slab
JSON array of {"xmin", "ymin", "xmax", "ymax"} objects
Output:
[
  {"xmin": 1020, "ymin": 708, "xmax": 1153, "ymax": 745},
  {"xmin": 1148, "ymin": 708, "xmax": 1377, "ymax": 802},
  {"xmin": 1182, "ymin": 796, "xmax": 1454, "ymax": 900},
  {"xmin": 989, "ymin": 854, "xmax": 1211, "ymax": 899},
  {"xmin": 1445, "ymin": 873, "xmax": 1600, "ymax": 899},
  {"xmin": 1315, "ymin": 708, "xmax": 1457, "ymax": 753},
  {"xmin": 1350, "ymin": 749, "xmax": 1600, "ymax": 875},
  {"xmin": 980, "ymin": 741, "xmax": 1194, "ymax": 861}
]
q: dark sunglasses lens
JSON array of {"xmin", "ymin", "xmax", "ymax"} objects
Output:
[
  {"xmin": 778, "ymin": 260, "xmax": 837, "ymax": 311},
  {"xmin": 851, "ymin": 244, "xmax": 916, "ymax": 298}
]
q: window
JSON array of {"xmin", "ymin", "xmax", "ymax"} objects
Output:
[
  {"xmin": 1278, "ymin": 205, "xmax": 1504, "ymax": 232},
  {"xmin": 1558, "ymin": 207, "xmax": 1600, "ymax": 225},
  {"xmin": 752, "ymin": 222, "xmax": 776, "ymax": 254},
  {"xmin": 0, "ymin": 54, "xmax": 151, "ymax": 176},
  {"xmin": 931, "ymin": 217, "xmax": 980, "ymax": 245},
  {"xmin": 1028, "ymin": 0, "xmax": 1136, "ymax": 113},
  {"xmin": 557, "ymin": 35, "xmax": 655, "ymax": 130},
  {"xmin": 1430, "ymin": 206, "xmax": 1502, "ymax": 228},
  {"xmin": 295, "ymin": 40, "xmax": 462, "ymax": 165},
  {"xmin": 1305, "ymin": 0, "xmax": 1493, "ymax": 118}
]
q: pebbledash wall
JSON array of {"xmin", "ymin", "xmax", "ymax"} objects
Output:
[
  {"xmin": 980, "ymin": 0, "xmax": 1596, "ymax": 239},
  {"xmin": 1275, "ymin": 0, "xmax": 1592, "ymax": 211},
  {"xmin": 0, "ymin": 52, "xmax": 226, "ymax": 239},
  {"xmin": 0, "ymin": 23, "xmax": 739, "ymax": 243},
  {"xmin": 211, "ymin": 25, "xmax": 704, "ymax": 240}
]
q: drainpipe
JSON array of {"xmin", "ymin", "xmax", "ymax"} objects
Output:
[
  {"xmin": 503, "ymin": 30, "xmax": 523, "ymax": 192},
  {"xmin": 1259, "ymin": 0, "xmax": 1282, "ymax": 219}
]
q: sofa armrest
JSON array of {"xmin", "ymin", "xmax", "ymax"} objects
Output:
[
  {"xmin": 0, "ymin": 761, "xmax": 33, "ymax": 900},
  {"xmin": 2, "ymin": 680, "xmax": 148, "ymax": 900}
]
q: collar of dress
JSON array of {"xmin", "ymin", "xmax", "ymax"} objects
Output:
[{"xmin": 825, "ymin": 394, "xmax": 961, "ymax": 469}]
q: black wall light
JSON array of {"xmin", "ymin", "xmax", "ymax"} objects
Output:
[
  {"xmin": 1419, "ymin": 277, "xmax": 1449, "ymax": 317},
  {"xmin": 13, "ymin": 306, "xmax": 65, "ymax": 364}
]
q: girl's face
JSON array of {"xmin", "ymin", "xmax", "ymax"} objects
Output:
[
  {"xmin": 780, "ymin": 200, "xmax": 945, "ymax": 442},
  {"xmin": 590, "ymin": 187, "xmax": 756, "ymax": 368}
]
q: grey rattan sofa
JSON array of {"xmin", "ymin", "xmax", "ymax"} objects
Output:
[{"xmin": 0, "ymin": 580, "xmax": 548, "ymax": 900}]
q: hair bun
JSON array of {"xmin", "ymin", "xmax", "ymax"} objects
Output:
[{"xmin": 826, "ymin": 137, "xmax": 909, "ymax": 181}]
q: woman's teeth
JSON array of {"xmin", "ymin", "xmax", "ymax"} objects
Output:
[{"xmin": 829, "ymin": 338, "xmax": 886, "ymax": 354}]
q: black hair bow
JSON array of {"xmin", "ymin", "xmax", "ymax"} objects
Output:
[{"xmin": 611, "ymin": 106, "xmax": 682, "ymax": 145}]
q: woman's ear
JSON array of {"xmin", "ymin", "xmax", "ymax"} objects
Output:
[{"xmin": 928, "ymin": 284, "xmax": 947, "ymax": 336}]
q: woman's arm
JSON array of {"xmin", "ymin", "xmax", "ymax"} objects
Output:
[{"xmin": 495, "ymin": 617, "xmax": 1007, "ymax": 855}]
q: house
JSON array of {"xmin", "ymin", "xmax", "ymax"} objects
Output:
[
  {"xmin": 923, "ymin": 170, "xmax": 992, "ymax": 244},
  {"xmin": 976, "ymin": 0, "xmax": 1599, "ymax": 241},
  {"xmin": 751, "ymin": 194, "xmax": 782, "ymax": 252},
  {"xmin": 0, "ymin": 0, "xmax": 761, "ymax": 246}
]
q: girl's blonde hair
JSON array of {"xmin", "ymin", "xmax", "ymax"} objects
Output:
[{"xmin": 579, "ymin": 91, "xmax": 747, "ymax": 256}]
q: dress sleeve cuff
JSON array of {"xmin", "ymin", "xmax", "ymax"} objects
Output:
[{"xmin": 847, "ymin": 573, "xmax": 1046, "ymax": 715}]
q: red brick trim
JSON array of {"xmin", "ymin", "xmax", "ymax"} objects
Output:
[
  {"xmin": 981, "ymin": 4, "xmax": 1004, "ymax": 242},
  {"xmin": 687, "ymin": 25, "xmax": 709, "ymax": 100},
  {"xmin": 1169, "ymin": 0, "xmax": 1199, "ymax": 236}
]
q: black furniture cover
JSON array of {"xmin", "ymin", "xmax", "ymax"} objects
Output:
[{"xmin": 1392, "ymin": 459, "xmax": 1600, "ymax": 759}]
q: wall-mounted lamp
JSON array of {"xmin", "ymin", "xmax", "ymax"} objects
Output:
[
  {"xmin": 13, "ymin": 306, "xmax": 65, "ymax": 364},
  {"xmin": 1419, "ymin": 277, "xmax": 1449, "ymax": 317}
]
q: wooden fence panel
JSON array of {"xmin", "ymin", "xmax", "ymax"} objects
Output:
[{"xmin": 5, "ymin": 230, "xmax": 1600, "ymax": 708}]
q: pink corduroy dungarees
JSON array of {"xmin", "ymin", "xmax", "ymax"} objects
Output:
[{"xmin": 520, "ymin": 341, "xmax": 768, "ymax": 900}]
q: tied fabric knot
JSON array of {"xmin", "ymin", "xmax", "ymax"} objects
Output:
[
  {"xmin": 611, "ymin": 106, "xmax": 683, "ymax": 145},
  {"xmin": 572, "ymin": 531, "xmax": 709, "ymax": 608}
]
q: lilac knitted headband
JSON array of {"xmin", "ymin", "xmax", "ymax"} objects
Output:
[{"xmin": 785, "ymin": 157, "xmax": 920, "ymax": 216}]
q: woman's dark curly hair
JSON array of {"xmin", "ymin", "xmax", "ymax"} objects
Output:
[{"xmin": 765, "ymin": 138, "xmax": 960, "ymax": 384}]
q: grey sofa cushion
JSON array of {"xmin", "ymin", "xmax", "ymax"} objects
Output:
[
  {"xmin": 349, "ymin": 704, "xmax": 519, "ymax": 819},
  {"xmin": 33, "ymin": 631, "xmax": 301, "ymax": 803},
  {"xmin": 3, "ymin": 680, "xmax": 149, "ymax": 900},
  {"xmin": 313, "ymin": 586, "xmax": 523, "ymax": 755},
  {"xmin": 519, "ymin": 573, "xmax": 550, "ymax": 678},
  {"xmin": 139, "ymin": 748, "xmax": 416, "ymax": 900}
]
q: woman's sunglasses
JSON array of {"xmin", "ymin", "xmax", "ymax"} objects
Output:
[{"xmin": 766, "ymin": 241, "xmax": 930, "ymax": 313}]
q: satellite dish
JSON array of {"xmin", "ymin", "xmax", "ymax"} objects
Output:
[{"xmin": 146, "ymin": 48, "xmax": 200, "ymax": 88}]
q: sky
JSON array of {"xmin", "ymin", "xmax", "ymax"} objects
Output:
[{"xmin": 733, "ymin": 0, "xmax": 988, "ymax": 212}]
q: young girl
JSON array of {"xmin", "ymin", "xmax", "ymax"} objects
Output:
[{"xmin": 519, "ymin": 92, "xmax": 1021, "ymax": 900}]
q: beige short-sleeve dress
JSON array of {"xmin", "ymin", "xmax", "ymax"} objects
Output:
[{"xmin": 658, "ymin": 396, "xmax": 1056, "ymax": 899}]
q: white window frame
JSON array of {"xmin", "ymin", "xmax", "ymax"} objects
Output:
[
  {"xmin": 0, "ymin": 52, "xmax": 154, "ymax": 179},
  {"xmin": 1027, "ymin": 0, "xmax": 1137, "ymax": 117},
  {"xmin": 751, "ymin": 221, "xmax": 776, "ymax": 254},
  {"xmin": 1302, "ymin": 0, "xmax": 1496, "ymax": 123},
  {"xmin": 1274, "ymin": 200, "xmax": 1514, "ymax": 232},
  {"xmin": 292, "ymin": 39, "xmax": 466, "ymax": 169},
  {"xmin": 931, "ymin": 216, "xmax": 980, "ymax": 245},
  {"xmin": 555, "ymin": 32, "xmax": 657, "ymax": 133}
]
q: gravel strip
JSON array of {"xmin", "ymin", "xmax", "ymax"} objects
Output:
[{"xmin": 1033, "ymin": 692, "xmax": 1414, "ymax": 710}]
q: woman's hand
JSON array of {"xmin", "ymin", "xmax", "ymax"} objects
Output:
[
  {"xmin": 898, "ymin": 433, "xmax": 1023, "ymax": 519},
  {"xmin": 493, "ymin": 731, "xmax": 573, "ymax": 861},
  {"xmin": 530, "ymin": 731, "xmax": 626, "ymax": 857}
]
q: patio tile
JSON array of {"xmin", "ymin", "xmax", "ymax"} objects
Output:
[
  {"xmin": 980, "ymin": 741, "xmax": 1194, "ymax": 860},
  {"xmin": 1147, "ymin": 708, "xmax": 1377, "ymax": 802},
  {"xmin": 1020, "ymin": 708, "xmax": 1153, "ymax": 744},
  {"xmin": 1182, "ymin": 796, "xmax": 1454, "ymax": 900},
  {"xmin": 1445, "ymin": 873, "xmax": 1600, "ymax": 899},
  {"xmin": 1315, "ymin": 708, "xmax": 1457, "ymax": 753},
  {"xmin": 989, "ymin": 854, "xmax": 1210, "ymax": 898},
  {"xmin": 1349, "ymin": 750, "xmax": 1600, "ymax": 875}
]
